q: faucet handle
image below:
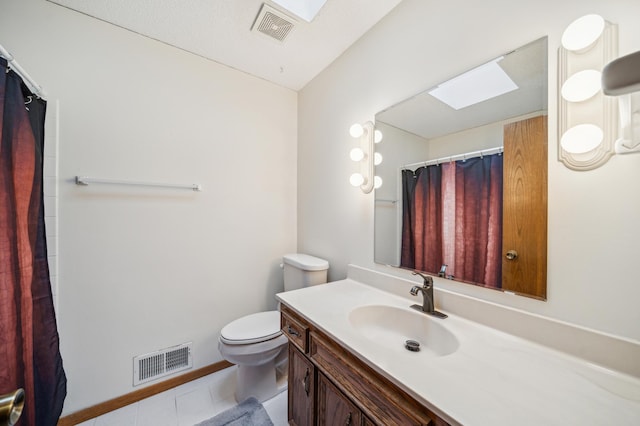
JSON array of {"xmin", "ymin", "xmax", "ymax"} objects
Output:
[{"xmin": 412, "ymin": 271, "xmax": 433, "ymax": 287}]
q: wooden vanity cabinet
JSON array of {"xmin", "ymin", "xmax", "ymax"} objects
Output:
[{"xmin": 281, "ymin": 305, "xmax": 448, "ymax": 426}]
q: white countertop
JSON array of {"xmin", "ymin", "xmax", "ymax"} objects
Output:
[{"xmin": 276, "ymin": 279, "xmax": 640, "ymax": 426}]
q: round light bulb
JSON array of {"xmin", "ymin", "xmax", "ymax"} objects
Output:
[
  {"xmin": 374, "ymin": 129, "xmax": 383, "ymax": 143},
  {"xmin": 561, "ymin": 70, "xmax": 602, "ymax": 102},
  {"xmin": 350, "ymin": 173, "xmax": 365, "ymax": 187},
  {"xmin": 374, "ymin": 152, "xmax": 383, "ymax": 165},
  {"xmin": 349, "ymin": 123, "xmax": 364, "ymax": 138},
  {"xmin": 350, "ymin": 148, "xmax": 365, "ymax": 162},
  {"xmin": 561, "ymin": 14, "xmax": 605, "ymax": 52},
  {"xmin": 560, "ymin": 124, "xmax": 604, "ymax": 154},
  {"xmin": 374, "ymin": 176, "xmax": 383, "ymax": 189}
]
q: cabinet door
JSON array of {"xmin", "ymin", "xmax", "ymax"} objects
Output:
[
  {"xmin": 288, "ymin": 344, "xmax": 314, "ymax": 426},
  {"xmin": 363, "ymin": 416, "xmax": 376, "ymax": 426},
  {"xmin": 317, "ymin": 372, "xmax": 362, "ymax": 426}
]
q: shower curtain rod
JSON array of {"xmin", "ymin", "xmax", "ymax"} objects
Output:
[
  {"xmin": 402, "ymin": 146, "xmax": 503, "ymax": 170},
  {"xmin": 0, "ymin": 43, "xmax": 46, "ymax": 98}
]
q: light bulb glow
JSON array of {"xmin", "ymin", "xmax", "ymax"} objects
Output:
[
  {"xmin": 350, "ymin": 148, "xmax": 365, "ymax": 162},
  {"xmin": 561, "ymin": 14, "xmax": 605, "ymax": 52},
  {"xmin": 374, "ymin": 130, "xmax": 383, "ymax": 143},
  {"xmin": 374, "ymin": 152, "xmax": 383, "ymax": 165},
  {"xmin": 349, "ymin": 123, "xmax": 364, "ymax": 138},
  {"xmin": 350, "ymin": 173, "xmax": 365, "ymax": 187},
  {"xmin": 374, "ymin": 176, "xmax": 383, "ymax": 189},
  {"xmin": 561, "ymin": 124, "xmax": 604, "ymax": 154},
  {"xmin": 561, "ymin": 70, "xmax": 602, "ymax": 102}
]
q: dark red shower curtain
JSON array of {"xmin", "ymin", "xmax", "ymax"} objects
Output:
[
  {"xmin": 0, "ymin": 57, "xmax": 66, "ymax": 425},
  {"xmin": 411, "ymin": 163, "xmax": 445, "ymax": 274},
  {"xmin": 453, "ymin": 155, "xmax": 503, "ymax": 287},
  {"xmin": 401, "ymin": 155, "xmax": 503, "ymax": 287}
]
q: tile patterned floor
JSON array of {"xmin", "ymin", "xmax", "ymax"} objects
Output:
[{"xmin": 77, "ymin": 366, "xmax": 287, "ymax": 426}]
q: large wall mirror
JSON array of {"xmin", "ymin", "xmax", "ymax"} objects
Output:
[{"xmin": 374, "ymin": 37, "xmax": 548, "ymax": 300}]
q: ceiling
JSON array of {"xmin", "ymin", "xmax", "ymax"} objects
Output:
[{"xmin": 46, "ymin": 0, "xmax": 402, "ymax": 91}]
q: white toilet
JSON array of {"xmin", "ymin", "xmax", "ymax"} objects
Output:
[{"xmin": 218, "ymin": 253, "xmax": 329, "ymax": 403}]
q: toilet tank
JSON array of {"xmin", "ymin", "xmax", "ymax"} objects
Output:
[{"xmin": 283, "ymin": 253, "xmax": 329, "ymax": 292}]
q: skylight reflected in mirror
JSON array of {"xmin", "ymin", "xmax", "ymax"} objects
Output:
[
  {"xmin": 428, "ymin": 58, "xmax": 519, "ymax": 110},
  {"xmin": 376, "ymin": 37, "xmax": 547, "ymax": 140}
]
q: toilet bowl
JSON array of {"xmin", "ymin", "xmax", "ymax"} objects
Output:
[
  {"xmin": 218, "ymin": 311, "xmax": 288, "ymax": 402},
  {"xmin": 218, "ymin": 253, "xmax": 329, "ymax": 403}
]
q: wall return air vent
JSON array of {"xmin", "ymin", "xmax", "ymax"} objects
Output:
[
  {"xmin": 251, "ymin": 3, "xmax": 296, "ymax": 43},
  {"xmin": 133, "ymin": 342, "xmax": 192, "ymax": 386}
]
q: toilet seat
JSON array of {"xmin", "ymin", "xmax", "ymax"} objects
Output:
[{"xmin": 220, "ymin": 310, "xmax": 282, "ymax": 345}]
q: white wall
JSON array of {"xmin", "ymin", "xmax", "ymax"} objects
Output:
[
  {"xmin": 1, "ymin": 0, "xmax": 297, "ymax": 414},
  {"xmin": 299, "ymin": 0, "xmax": 640, "ymax": 342}
]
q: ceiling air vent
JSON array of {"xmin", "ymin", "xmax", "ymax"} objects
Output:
[{"xmin": 251, "ymin": 3, "xmax": 296, "ymax": 43}]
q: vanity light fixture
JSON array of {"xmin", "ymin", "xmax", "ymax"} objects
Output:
[
  {"xmin": 558, "ymin": 14, "xmax": 618, "ymax": 170},
  {"xmin": 561, "ymin": 69, "xmax": 602, "ymax": 102},
  {"xmin": 349, "ymin": 121, "xmax": 383, "ymax": 193},
  {"xmin": 602, "ymin": 50, "xmax": 640, "ymax": 155},
  {"xmin": 560, "ymin": 124, "xmax": 604, "ymax": 154},
  {"xmin": 561, "ymin": 14, "xmax": 605, "ymax": 52}
]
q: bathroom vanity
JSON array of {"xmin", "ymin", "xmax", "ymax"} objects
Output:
[
  {"xmin": 277, "ymin": 269, "xmax": 640, "ymax": 425},
  {"xmin": 281, "ymin": 304, "xmax": 447, "ymax": 425}
]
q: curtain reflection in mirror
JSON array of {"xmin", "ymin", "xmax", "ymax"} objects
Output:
[{"xmin": 401, "ymin": 154, "xmax": 503, "ymax": 287}]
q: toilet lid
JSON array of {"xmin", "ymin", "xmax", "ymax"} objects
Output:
[{"xmin": 220, "ymin": 311, "xmax": 282, "ymax": 345}]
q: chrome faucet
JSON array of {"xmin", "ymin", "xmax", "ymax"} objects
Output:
[
  {"xmin": 410, "ymin": 271, "xmax": 447, "ymax": 319},
  {"xmin": 438, "ymin": 264, "xmax": 447, "ymax": 278},
  {"xmin": 438, "ymin": 264, "xmax": 454, "ymax": 280}
]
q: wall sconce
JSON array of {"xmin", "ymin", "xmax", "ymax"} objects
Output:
[
  {"xmin": 349, "ymin": 121, "xmax": 383, "ymax": 193},
  {"xmin": 558, "ymin": 14, "xmax": 618, "ymax": 170},
  {"xmin": 602, "ymin": 50, "xmax": 640, "ymax": 155}
]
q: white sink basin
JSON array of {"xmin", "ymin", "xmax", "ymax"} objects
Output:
[{"xmin": 348, "ymin": 305, "xmax": 459, "ymax": 357}]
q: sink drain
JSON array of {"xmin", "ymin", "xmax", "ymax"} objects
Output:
[{"xmin": 405, "ymin": 339, "xmax": 420, "ymax": 352}]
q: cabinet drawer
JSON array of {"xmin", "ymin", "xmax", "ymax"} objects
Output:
[
  {"xmin": 281, "ymin": 306, "xmax": 309, "ymax": 353},
  {"xmin": 310, "ymin": 331, "xmax": 436, "ymax": 426}
]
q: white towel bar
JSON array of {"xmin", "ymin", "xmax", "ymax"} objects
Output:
[{"xmin": 75, "ymin": 176, "xmax": 202, "ymax": 191}]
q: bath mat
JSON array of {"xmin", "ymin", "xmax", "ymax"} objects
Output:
[{"xmin": 195, "ymin": 397, "xmax": 274, "ymax": 426}]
